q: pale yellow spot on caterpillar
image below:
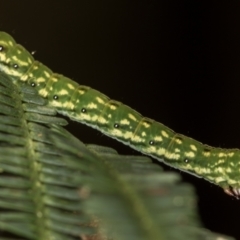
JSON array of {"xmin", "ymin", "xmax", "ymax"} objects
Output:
[
  {"xmin": 124, "ymin": 132, "xmax": 134, "ymax": 139},
  {"xmin": 228, "ymin": 179, "xmax": 237, "ymax": 185},
  {"xmin": 20, "ymin": 75, "xmax": 28, "ymax": 81},
  {"xmin": 216, "ymin": 159, "xmax": 225, "ymax": 165},
  {"xmin": 64, "ymin": 101, "xmax": 74, "ymax": 110},
  {"xmin": 43, "ymin": 70, "xmax": 51, "ymax": 78},
  {"xmin": 112, "ymin": 129, "xmax": 133, "ymax": 139},
  {"xmin": 50, "ymin": 100, "xmax": 62, "ymax": 108},
  {"xmin": 161, "ymin": 130, "xmax": 169, "ymax": 138},
  {"xmin": 165, "ymin": 151, "xmax": 180, "ymax": 160},
  {"xmin": 215, "ymin": 167, "xmax": 224, "ymax": 173},
  {"xmin": 33, "ymin": 65, "xmax": 39, "ymax": 70},
  {"xmin": 154, "ymin": 136, "xmax": 163, "ymax": 142},
  {"xmin": 0, "ymin": 55, "xmax": 6, "ymax": 61},
  {"xmin": 39, "ymin": 89, "xmax": 48, "ymax": 97},
  {"xmin": 36, "ymin": 77, "xmax": 46, "ymax": 83},
  {"xmin": 110, "ymin": 104, "xmax": 117, "ymax": 110},
  {"xmin": 190, "ymin": 144, "xmax": 197, "ymax": 151},
  {"xmin": 16, "ymin": 58, "xmax": 27, "ymax": 65},
  {"xmin": 87, "ymin": 103, "xmax": 97, "ymax": 109},
  {"xmin": 228, "ymin": 152, "xmax": 234, "ymax": 157},
  {"xmin": 156, "ymin": 147, "xmax": 166, "ymax": 156},
  {"xmin": 108, "ymin": 114, "xmax": 112, "ymax": 118},
  {"xmin": 143, "ymin": 122, "xmax": 150, "ymax": 128},
  {"xmin": 8, "ymin": 40, "xmax": 14, "ymax": 46},
  {"xmin": 52, "ymin": 77, "xmax": 58, "ymax": 82},
  {"xmin": 141, "ymin": 132, "xmax": 146, "ymax": 137},
  {"xmin": 218, "ymin": 152, "xmax": 226, "ymax": 157},
  {"xmin": 128, "ymin": 113, "xmax": 137, "ymax": 121},
  {"xmin": 226, "ymin": 167, "xmax": 232, "ymax": 173},
  {"xmin": 13, "ymin": 54, "xmax": 19, "ymax": 60},
  {"xmin": 27, "ymin": 57, "xmax": 32, "ymax": 63},
  {"xmin": 78, "ymin": 89, "xmax": 85, "ymax": 95},
  {"xmin": 67, "ymin": 83, "xmax": 75, "ymax": 90},
  {"xmin": 76, "ymin": 113, "xmax": 98, "ymax": 122},
  {"xmin": 203, "ymin": 151, "xmax": 211, "ymax": 157},
  {"xmin": 80, "ymin": 114, "xmax": 98, "ymax": 122},
  {"xmin": 175, "ymin": 138, "xmax": 182, "ymax": 144},
  {"xmin": 175, "ymin": 148, "xmax": 180, "ymax": 152},
  {"xmin": 96, "ymin": 97, "xmax": 105, "ymax": 104},
  {"xmin": 120, "ymin": 119, "xmax": 130, "ymax": 125},
  {"xmin": 91, "ymin": 115, "xmax": 98, "ymax": 121},
  {"xmin": 0, "ymin": 66, "xmax": 14, "ymax": 75},
  {"xmin": 132, "ymin": 135, "xmax": 144, "ymax": 143},
  {"xmin": 80, "ymin": 113, "xmax": 91, "ymax": 121},
  {"xmin": 198, "ymin": 168, "xmax": 211, "ymax": 174},
  {"xmin": 185, "ymin": 151, "xmax": 195, "ymax": 158},
  {"xmin": 98, "ymin": 116, "xmax": 108, "ymax": 124},
  {"xmin": 142, "ymin": 145, "xmax": 155, "ymax": 154},
  {"xmin": 58, "ymin": 89, "xmax": 69, "ymax": 95}
]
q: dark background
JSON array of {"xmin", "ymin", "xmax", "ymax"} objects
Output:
[{"xmin": 0, "ymin": 1, "xmax": 240, "ymax": 239}]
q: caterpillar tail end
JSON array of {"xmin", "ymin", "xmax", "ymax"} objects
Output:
[{"xmin": 224, "ymin": 187, "xmax": 240, "ymax": 199}]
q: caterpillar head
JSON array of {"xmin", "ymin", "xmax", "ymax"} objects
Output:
[{"xmin": 0, "ymin": 32, "xmax": 34, "ymax": 79}]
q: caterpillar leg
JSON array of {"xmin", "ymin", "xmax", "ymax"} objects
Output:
[{"xmin": 224, "ymin": 187, "xmax": 240, "ymax": 199}]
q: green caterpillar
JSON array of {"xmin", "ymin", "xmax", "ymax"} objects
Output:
[{"xmin": 0, "ymin": 31, "xmax": 238, "ymax": 198}]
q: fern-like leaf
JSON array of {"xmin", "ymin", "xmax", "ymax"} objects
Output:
[
  {"xmin": 0, "ymin": 71, "xmax": 235, "ymax": 240},
  {"xmin": 50, "ymin": 117, "xmax": 235, "ymax": 240}
]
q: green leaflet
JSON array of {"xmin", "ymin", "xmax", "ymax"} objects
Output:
[
  {"xmin": 0, "ymin": 72, "xmax": 234, "ymax": 240},
  {"xmin": 0, "ymin": 31, "xmax": 238, "ymax": 197}
]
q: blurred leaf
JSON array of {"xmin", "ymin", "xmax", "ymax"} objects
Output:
[{"xmin": 0, "ymin": 71, "xmax": 235, "ymax": 240}]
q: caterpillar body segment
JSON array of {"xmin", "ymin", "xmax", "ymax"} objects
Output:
[{"xmin": 0, "ymin": 31, "xmax": 239, "ymax": 197}]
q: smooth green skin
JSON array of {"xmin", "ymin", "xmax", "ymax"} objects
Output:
[{"xmin": 0, "ymin": 31, "xmax": 239, "ymax": 196}]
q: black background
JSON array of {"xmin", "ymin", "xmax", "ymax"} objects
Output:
[{"xmin": 1, "ymin": 1, "xmax": 240, "ymax": 239}]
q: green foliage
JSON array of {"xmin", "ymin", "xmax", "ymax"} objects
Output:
[{"xmin": 0, "ymin": 72, "xmax": 234, "ymax": 240}]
